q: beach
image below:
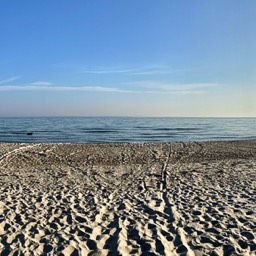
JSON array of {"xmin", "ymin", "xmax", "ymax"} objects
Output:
[{"xmin": 0, "ymin": 141, "xmax": 255, "ymax": 255}]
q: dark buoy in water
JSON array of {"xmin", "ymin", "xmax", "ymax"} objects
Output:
[{"xmin": 27, "ymin": 132, "xmax": 33, "ymax": 136}]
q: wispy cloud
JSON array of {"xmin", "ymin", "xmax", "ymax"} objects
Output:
[
  {"xmin": 0, "ymin": 76, "xmax": 20, "ymax": 85},
  {"xmin": 131, "ymin": 81, "xmax": 218, "ymax": 91},
  {"xmin": 130, "ymin": 67, "xmax": 204, "ymax": 76},
  {"xmin": 79, "ymin": 68, "xmax": 137, "ymax": 74},
  {"xmin": 78, "ymin": 65, "xmax": 203, "ymax": 76},
  {"xmin": 128, "ymin": 80, "xmax": 218, "ymax": 95},
  {"xmin": 0, "ymin": 77, "xmax": 218, "ymax": 95},
  {"xmin": 0, "ymin": 85, "xmax": 137, "ymax": 93},
  {"xmin": 0, "ymin": 82, "xmax": 217, "ymax": 95},
  {"xmin": 30, "ymin": 81, "xmax": 53, "ymax": 86}
]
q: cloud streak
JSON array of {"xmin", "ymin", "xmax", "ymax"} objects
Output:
[
  {"xmin": 30, "ymin": 81, "xmax": 53, "ymax": 86},
  {"xmin": 0, "ymin": 83, "xmax": 215, "ymax": 95},
  {"xmin": 131, "ymin": 81, "xmax": 218, "ymax": 91},
  {"xmin": 0, "ymin": 79, "xmax": 218, "ymax": 95},
  {"xmin": 79, "ymin": 69, "xmax": 137, "ymax": 74},
  {"xmin": 78, "ymin": 65, "xmax": 203, "ymax": 76},
  {"xmin": 0, "ymin": 85, "xmax": 137, "ymax": 93},
  {"xmin": 0, "ymin": 76, "xmax": 20, "ymax": 85}
]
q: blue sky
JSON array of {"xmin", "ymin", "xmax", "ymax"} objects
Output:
[{"xmin": 0, "ymin": 0, "xmax": 255, "ymax": 117}]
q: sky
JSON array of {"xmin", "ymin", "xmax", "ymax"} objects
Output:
[{"xmin": 0, "ymin": 0, "xmax": 255, "ymax": 117}]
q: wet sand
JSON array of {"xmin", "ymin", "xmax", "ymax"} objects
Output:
[{"xmin": 0, "ymin": 141, "xmax": 255, "ymax": 255}]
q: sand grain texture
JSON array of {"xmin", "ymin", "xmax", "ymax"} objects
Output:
[{"xmin": 0, "ymin": 141, "xmax": 255, "ymax": 255}]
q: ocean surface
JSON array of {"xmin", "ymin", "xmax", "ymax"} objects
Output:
[{"xmin": 0, "ymin": 117, "xmax": 255, "ymax": 143}]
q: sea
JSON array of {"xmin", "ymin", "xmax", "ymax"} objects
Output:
[{"xmin": 0, "ymin": 117, "xmax": 255, "ymax": 143}]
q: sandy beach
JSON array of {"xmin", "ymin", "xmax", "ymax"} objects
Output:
[{"xmin": 0, "ymin": 141, "xmax": 255, "ymax": 256}]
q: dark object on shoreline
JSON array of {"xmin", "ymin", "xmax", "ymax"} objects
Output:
[{"xmin": 27, "ymin": 132, "xmax": 33, "ymax": 136}]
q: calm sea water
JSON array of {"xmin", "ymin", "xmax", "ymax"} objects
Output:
[{"xmin": 0, "ymin": 117, "xmax": 255, "ymax": 143}]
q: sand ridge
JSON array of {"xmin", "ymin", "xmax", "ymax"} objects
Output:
[{"xmin": 0, "ymin": 141, "xmax": 255, "ymax": 255}]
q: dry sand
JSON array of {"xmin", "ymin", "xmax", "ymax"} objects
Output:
[{"xmin": 0, "ymin": 141, "xmax": 255, "ymax": 256}]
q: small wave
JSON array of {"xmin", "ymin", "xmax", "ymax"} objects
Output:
[
  {"xmin": 81, "ymin": 130, "xmax": 117, "ymax": 133},
  {"xmin": 35, "ymin": 130, "xmax": 62, "ymax": 133},
  {"xmin": 134, "ymin": 126, "xmax": 153, "ymax": 129},
  {"xmin": 152, "ymin": 127, "xmax": 202, "ymax": 131},
  {"xmin": 140, "ymin": 135, "xmax": 175, "ymax": 139},
  {"xmin": 0, "ymin": 117, "xmax": 255, "ymax": 143}
]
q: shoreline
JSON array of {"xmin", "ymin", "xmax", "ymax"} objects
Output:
[
  {"xmin": 0, "ymin": 140, "xmax": 256, "ymax": 255},
  {"xmin": 0, "ymin": 138, "xmax": 255, "ymax": 146}
]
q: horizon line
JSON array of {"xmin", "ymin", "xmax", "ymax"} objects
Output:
[{"xmin": 0, "ymin": 115, "xmax": 255, "ymax": 119}]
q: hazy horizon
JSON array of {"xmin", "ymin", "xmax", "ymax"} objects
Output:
[
  {"xmin": 1, "ymin": 1, "xmax": 255, "ymax": 117},
  {"xmin": 0, "ymin": 115, "xmax": 255, "ymax": 119}
]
